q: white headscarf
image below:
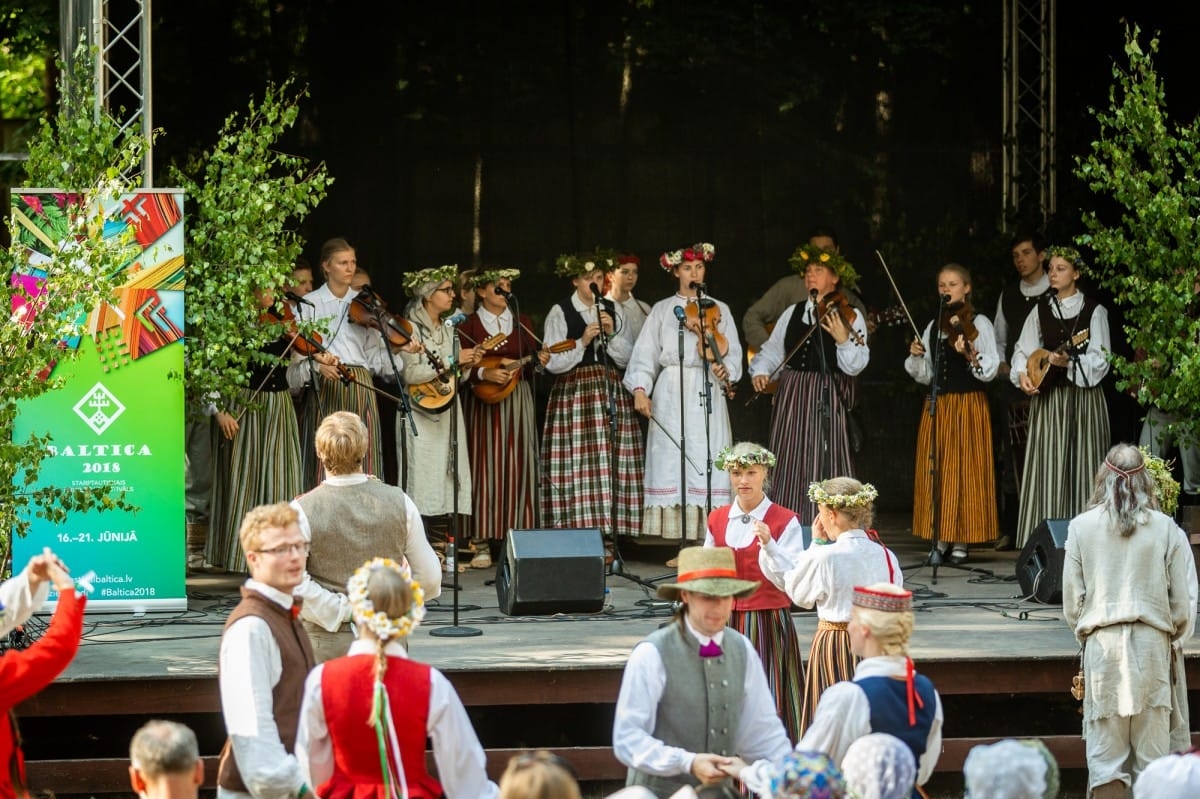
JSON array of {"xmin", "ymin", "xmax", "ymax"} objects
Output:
[
  {"xmin": 841, "ymin": 733, "xmax": 916, "ymax": 799},
  {"xmin": 1134, "ymin": 752, "xmax": 1200, "ymax": 798},
  {"xmin": 963, "ymin": 739, "xmax": 1047, "ymax": 799}
]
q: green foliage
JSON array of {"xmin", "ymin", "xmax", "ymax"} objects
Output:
[
  {"xmin": 169, "ymin": 79, "xmax": 332, "ymax": 413},
  {"xmin": 1, "ymin": 53, "xmax": 145, "ymax": 559},
  {"xmin": 0, "ymin": 45, "xmax": 47, "ymax": 119},
  {"xmin": 1075, "ymin": 26, "xmax": 1200, "ymax": 443}
]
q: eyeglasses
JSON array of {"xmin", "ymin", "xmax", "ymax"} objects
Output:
[
  {"xmin": 436, "ymin": 286, "xmax": 456, "ymax": 295},
  {"xmin": 254, "ymin": 542, "xmax": 310, "ymax": 557}
]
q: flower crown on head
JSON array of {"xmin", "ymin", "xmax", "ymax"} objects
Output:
[
  {"xmin": 554, "ymin": 250, "xmax": 618, "ymax": 278},
  {"xmin": 469, "ymin": 267, "xmax": 521, "ymax": 288},
  {"xmin": 1139, "ymin": 446, "xmax": 1181, "ymax": 515},
  {"xmin": 659, "ymin": 242, "xmax": 715, "ymax": 272},
  {"xmin": 1045, "ymin": 245, "xmax": 1086, "ymax": 270},
  {"xmin": 401, "ymin": 264, "xmax": 459, "ymax": 293},
  {"xmin": 715, "ymin": 445, "xmax": 777, "ymax": 471},
  {"xmin": 807, "ymin": 481, "xmax": 879, "ymax": 509},
  {"xmin": 788, "ymin": 244, "xmax": 861, "ymax": 291},
  {"xmin": 346, "ymin": 557, "xmax": 426, "ymax": 640}
]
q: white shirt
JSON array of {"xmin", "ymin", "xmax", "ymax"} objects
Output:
[
  {"xmin": 0, "ymin": 566, "xmax": 50, "ymax": 637},
  {"xmin": 702, "ymin": 497, "xmax": 808, "ymax": 574},
  {"xmin": 295, "ymin": 639, "xmax": 500, "ymax": 799},
  {"xmin": 763, "ymin": 529, "xmax": 903, "ymax": 622},
  {"xmin": 290, "ymin": 473, "xmax": 442, "ymax": 605},
  {"xmin": 544, "ymin": 293, "xmax": 634, "ymax": 372},
  {"xmin": 904, "ymin": 314, "xmax": 1000, "ymax": 385},
  {"xmin": 608, "ymin": 292, "xmax": 652, "ymax": 342},
  {"xmin": 612, "ymin": 617, "xmax": 792, "ymax": 780},
  {"xmin": 218, "ymin": 579, "xmax": 307, "ymax": 799},
  {"xmin": 285, "ymin": 284, "xmax": 400, "ymax": 391},
  {"xmin": 738, "ymin": 656, "xmax": 944, "ymax": 796},
  {"xmin": 748, "ymin": 301, "xmax": 869, "ymax": 379},
  {"xmin": 994, "ymin": 272, "xmax": 1049, "ymax": 359},
  {"xmin": 1010, "ymin": 291, "xmax": 1111, "ymax": 389}
]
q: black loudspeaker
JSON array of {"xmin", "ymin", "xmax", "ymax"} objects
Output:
[
  {"xmin": 496, "ymin": 528, "xmax": 606, "ymax": 615},
  {"xmin": 1015, "ymin": 518, "xmax": 1071, "ymax": 603}
]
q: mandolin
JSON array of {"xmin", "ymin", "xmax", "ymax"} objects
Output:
[
  {"xmin": 1026, "ymin": 329, "xmax": 1090, "ymax": 389},
  {"xmin": 408, "ymin": 371, "xmax": 458, "ymax": 413},
  {"xmin": 471, "ymin": 340, "xmax": 575, "ymax": 404}
]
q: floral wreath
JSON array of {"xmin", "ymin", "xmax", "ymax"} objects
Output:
[
  {"xmin": 788, "ymin": 244, "xmax": 861, "ymax": 291},
  {"xmin": 554, "ymin": 250, "xmax": 618, "ymax": 278},
  {"xmin": 401, "ymin": 264, "xmax": 459, "ymax": 293},
  {"xmin": 807, "ymin": 481, "xmax": 879, "ymax": 509},
  {"xmin": 1139, "ymin": 446, "xmax": 1181, "ymax": 516},
  {"xmin": 346, "ymin": 557, "xmax": 426, "ymax": 640},
  {"xmin": 469, "ymin": 267, "xmax": 521, "ymax": 288},
  {"xmin": 1045, "ymin": 245, "xmax": 1086, "ymax": 270},
  {"xmin": 659, "ymin": 242, "xmax": 715, "ymax": 272},
  {"xmin": 715, "ymin": 445, "xmax": 777, "ymax": 471}
]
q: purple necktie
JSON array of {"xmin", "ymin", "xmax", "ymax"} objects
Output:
[{"xmin": 699, "ymin": 640, "xmax": 722, "ymax": 658}]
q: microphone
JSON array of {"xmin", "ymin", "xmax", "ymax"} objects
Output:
[
  {"xmin": 494, "ymin": 286, "xmax": 513, "ymax": 299},
  {"xmin": 285, "ymin": 290, "xmax": 314, "ymax": 308},
  {"xmin": 589, "ymin": 282, "xmax": 603, "ymax": 299},
  {"xmin": 690, "ymin": 281, "xmax": 707, "ymax": 292},
  {"xmin": 444, "ymin": 311, "xmax": 468, "ymax": 327},
  {"xmin": 673, "ymin": 305, "xmax": 687, "ymax": 325},
  {"xmin": 809, "ymin": 288, "xmax": 818, "ymax": 302},
  {"xmin": 940, "ymin": 294, "xmax": 951, "ymax": 305}
]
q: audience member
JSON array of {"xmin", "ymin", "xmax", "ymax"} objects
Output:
[
  {"xmin": 839, "ymin": 733, "xmax": 915, "ymax": 799},
  {"xmin": 499, "ymin": 750, "xmax": 581, "ymax": 799},
  {"xmin": 1134, "ymin": 750, "xmax": 1200, "ymax": 798},
  {"xmin": 962, "ymin": 739, "xmax": 1049, "ymax": 799},
  {"xmin": 129, "ymin": 720, "xmax": 204, "ymax": 799},
  {"xmin": 764, "ymin": 750, "xmax": 846, "ymax": 799}
]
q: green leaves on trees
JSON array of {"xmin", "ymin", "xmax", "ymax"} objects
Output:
[
  {"xmin": 1076, "ymin": 26, "xmax": 1200, "ymax": 444},
  {"xmin": 170, "ymin": 79, "xmax": 332, "ymax": 414}
]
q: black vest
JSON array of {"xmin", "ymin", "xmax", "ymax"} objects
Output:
[
  {"xmin": 556, "ymin": 297, "xmax": 614, "ymax": 369},
  {"xmin": 247, "ymin": 336, "xmax": 292, "ymax": 392},
  {"xmin": 1035, "ymin": 295, "xmax": 1097, "ymax": 391},
  {"xmin": 925, "ymin": 319, "xmax": 981, "ymax": 395},
  {"xmin": 1000, "ymin": 282, "xmax": 1046, "ymax": 363},
  {"xmin": 782, "ymin": 302, "xmax": 840, "ymax": 373}
]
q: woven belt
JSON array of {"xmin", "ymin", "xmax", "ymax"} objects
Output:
[{"xmin": 817, "ymin": 620, "xmax": 849, "ymax": 631}]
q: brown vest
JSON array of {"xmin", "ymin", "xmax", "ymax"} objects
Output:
[
  {"xmin": 217, "ymin": 587, "xmax": 317, "ymax": 792},
  {"xmin": 296, "ymin": 478, "xmax": 410, "ymax": 593}
]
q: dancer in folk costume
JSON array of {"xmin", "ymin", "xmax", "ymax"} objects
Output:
[
  {"xmin": 209, "ymin": 288, "xmax": 308, "ymax": 572},
  {"xmin": 761, "ymin": 477, "xmax": 902, "ymax": 734},
  {"xmin": 395, "ymin": 265, "xmax": 480, "ymax": 533},
  {"xmin": 904, "ymin": 263, "xmax": 1000, "ymax": 565},
  {"xmin": 541, "ymin": 251, "xmax": 644, "ymax": 540},
  {"xmin": 704, "ymin": 442, "xmax": 807, "ymax": 744},
  {"xmin": 748, "ymin": 245, "xmax": 869, "ymax": 521},
  {"xmin": 458, "ymin": 267, "xmax": 549, "ymax": 568},
  {"xmin": 296, "ymin": 558, "xmax": 499, "ymax": 798},
  {"xmin": 624, "ymin": 242, "xmax": 742, "ymax": 543},
  {"xmin": 1011, "ymin": 245, "xmax": 1111, "ymax": 548},
  {"xmin": 287, "ymin": 238, "xmax": 417, "ymax": 489}
]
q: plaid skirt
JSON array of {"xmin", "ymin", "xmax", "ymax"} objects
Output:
[{"xmin": 540, "ymin": 364, "xmax": 644, "ymax": 538}]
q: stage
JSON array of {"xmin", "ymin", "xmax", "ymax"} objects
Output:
[{"xmin": 14, "ymin": 518, "xmax": 1200, "ymax": 796}]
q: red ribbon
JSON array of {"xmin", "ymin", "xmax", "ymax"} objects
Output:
[
  {"xmin": 678, "ymin": 567, "xmax": 739, "ymax": 582},
  {"xmin": 906, "ymin": 656, "xmax": 925, "ymax": 726}
]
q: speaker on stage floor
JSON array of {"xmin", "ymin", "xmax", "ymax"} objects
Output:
[
  {"xmin": 496, "ymin": 528, "xmax": 606, "ymax": 615},
  {"xmin": 1015, "ymin": 518, "xmax": 1070, "ymax": 604}
]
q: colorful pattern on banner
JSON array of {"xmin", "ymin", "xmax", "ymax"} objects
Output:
[{"xmin": 11, "ymin": 190, "xmax": 186, "ymax": 611}]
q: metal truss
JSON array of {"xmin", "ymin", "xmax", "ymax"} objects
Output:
[{"xmin": 1002, "ymin": 0, "xmax": 1056, "ymax": 229}]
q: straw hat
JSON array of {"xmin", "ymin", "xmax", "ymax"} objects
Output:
[{"xmin": 656, "ymin": 547, "xmax": 760, "ymax": 601}]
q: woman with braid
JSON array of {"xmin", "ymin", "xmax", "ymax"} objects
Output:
[{"xmin": 295, "ymin": 558, "xmax": 498, "ymax": 798}]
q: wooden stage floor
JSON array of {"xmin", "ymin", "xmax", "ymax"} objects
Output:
[{"xmin": 15, "ymin": 519, "xmax": 1200, "ymax": 795}]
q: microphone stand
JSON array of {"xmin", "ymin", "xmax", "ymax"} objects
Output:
[
  {"xmin": 675, "ymin": 305, "xmax": 689, "ymax": 555},
  {"xmin": 1053, "ymin": 295, "xmax": 1088, "ymax": 518},
  {"xmin": 694, "ymin": 285, "xmax": 715, "ymax": 518},
  {"xmin": 813, "ymin": 293, "xmax": 833, "ymax": 489},
  {"xmin": 431, "ymin": 317, "xmax": 482, "ymax": 638}
]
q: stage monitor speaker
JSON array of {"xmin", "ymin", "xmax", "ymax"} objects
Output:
[
  {"xmin": 1015, "ymin": 518, "xmax": 1070, "ymax": 604},
  {"xmin": 496, "ymin": 528, "xmax": 606, "ymax": 615}
]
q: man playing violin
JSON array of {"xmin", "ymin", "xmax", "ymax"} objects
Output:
[
  {"xmin": 458, "ymin": 268, "xmax": 549, "ymax": 569},
  {"xmin": 286, "ymin": 238, "xmax": 420, "ymax": 491},
  {"xmin": 748, "ymin": 245, "xmax": 869, "ymax": 521}
]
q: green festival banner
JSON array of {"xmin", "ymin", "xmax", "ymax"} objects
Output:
[{"xmin": 11, "ymin": 189, "xmax": 186, "ymax": 611}]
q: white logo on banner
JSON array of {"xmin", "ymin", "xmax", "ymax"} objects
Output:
[{"xmin": 73, "ymin": 382, "xmax": 126, "ymax": 434}]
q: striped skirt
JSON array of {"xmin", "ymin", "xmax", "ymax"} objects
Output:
[
  {"xmin": 463, "ymin": 379, "xmax": 539, "ymax": 540},
  {"xmin": 731, "ymin": 607, "xmax": 806, "ymax": 744},
  {"xmin": 207, "ymin": 389, "xmax": 303, "ymax": 572},
  {"xmin": 911, "ymin": 391, "xmax": 999, "ymax": 544},
  {"xmin": 770, "ymin": 369, "xmax": 857, "ymax": 521},
  {"xmin": 298, "ymin": 365, "xmax": 384, "ymax": 490},
  {"xmin": 1016, "ymin": 385, "xmax": 1110, "ymax": 547},
  {"xmin": 800, "ymin": 621, "xmax": 858, "ymax": 735},
  {"xmin": 541, "ymin": 364, "xmax": 644, "ymax": 538}
]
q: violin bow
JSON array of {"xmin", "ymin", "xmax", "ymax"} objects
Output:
[{"xmin": 874, "ymin": 249, "xmax": 924, "ymax": 341}]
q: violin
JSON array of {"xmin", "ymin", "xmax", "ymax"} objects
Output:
[
  {"xmin": 263, "ymin": 304, "xmax": 353, "ymax": 384},
  {"xmin": 816, "ymin": 291, "xmax": 865, "ymax": 346},
  {"xmin": 940, "ymin": 299, "xmax": 982, "ymax": 372},
  {"xmin": 681, "ymin": 299, "xmax": 736, "ymax": 399},
  {"xmin": 349, "ymin": 288, "xmax": 453, "ymax": 379}
]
